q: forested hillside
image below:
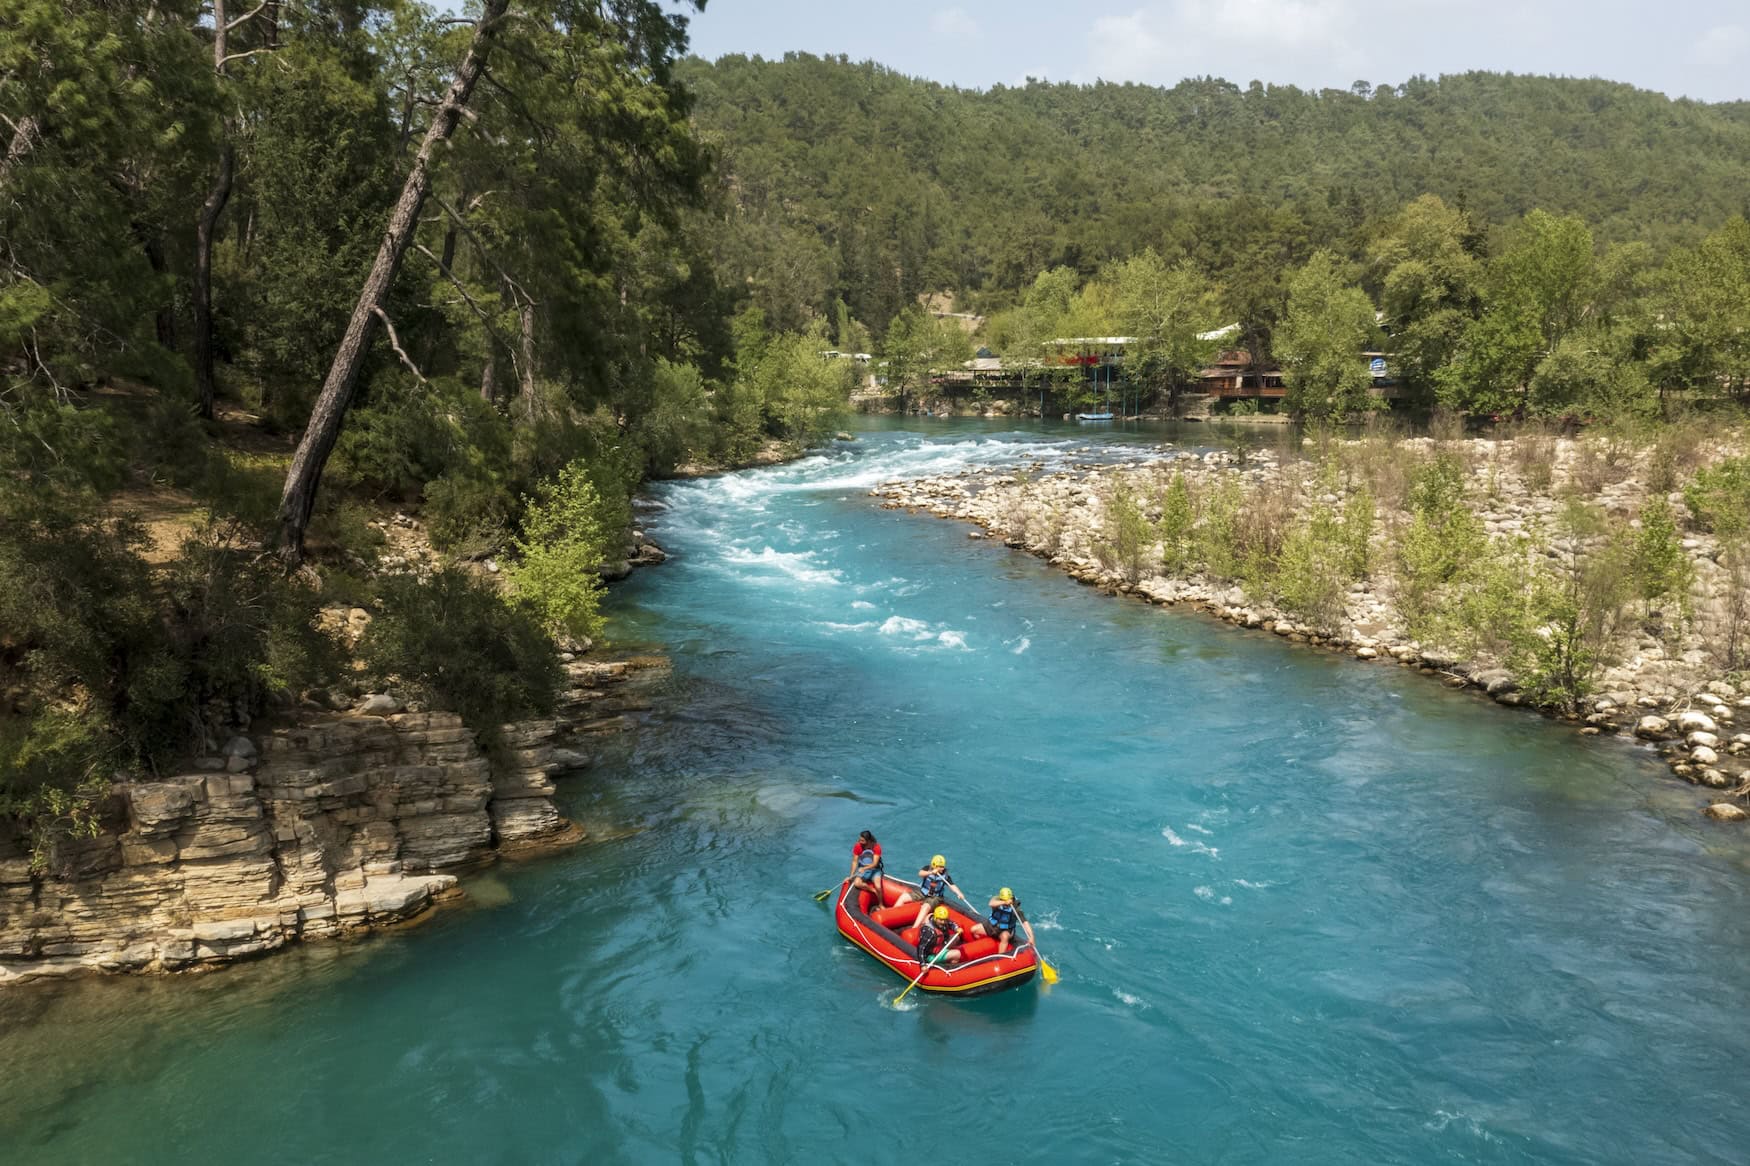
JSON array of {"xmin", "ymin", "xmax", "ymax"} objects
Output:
[{"xmin": 684, "ymin": 54, "xmax": 1750, "ymax": 333}]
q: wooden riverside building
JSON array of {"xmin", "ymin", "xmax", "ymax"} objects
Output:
[{"xmin": 927, "ymin": 333, "xmax": 1401, "ymax": 413}]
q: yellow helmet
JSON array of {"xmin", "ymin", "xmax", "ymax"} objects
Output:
[
  {"xmin": 932, "ymin": 905, "xmax": 951, "ymax": 922},
  {"xmin": 930, "ymin": 855, "xmax": 946, "ymax": 869},
  {"xmin": 997, "ymin": 887, "xmax": 1014, "ymax": 902}
]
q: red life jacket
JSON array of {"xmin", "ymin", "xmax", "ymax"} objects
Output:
[{"xmin": 917, "ymin": 920, "xmax": 959, "ymax": 958}]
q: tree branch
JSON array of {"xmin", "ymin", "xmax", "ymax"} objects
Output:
[
  {"xmin": 223, "ymin": 0, "xmax": 269, "ymax": 30},
  {"xmin": 412, "ymin": 242, "xmax": 523, "ymax": 380},
  {"xmin": 220, "ymin": 47, "xmax": 275, "ymax": 66},
  {"xmin": 431, "ymin": 195, "xmax": 535, "ymax": 305},
  {"xmin": 371, "ymin": 307, "xmax": 426, "ymax": 383}
]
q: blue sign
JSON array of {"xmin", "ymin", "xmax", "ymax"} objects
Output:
[{"xmin": 1369, "ymin": 357, "xmax": 1388, "ymax": 376}]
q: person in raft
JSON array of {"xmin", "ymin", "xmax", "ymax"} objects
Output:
[
  {"xmin": 916, "ymin": 905, "xmax": 964, "ymax": 967},
  {"xmin": 898, "ymin": 854, "xmax": 974, "ymax": 929},
  {"xmin": 971, "ymin": 887, "xmax": 1036, "ymax": 956},
  {"xmin": 849, "ymin": 830, "xmax": 884, "ymax": 900}
]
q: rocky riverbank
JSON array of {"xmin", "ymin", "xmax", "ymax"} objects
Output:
[
  {"xmin": 870, "ymin": 434, "xmax": 1750, "ymax": 821},
  {"xmin": 0, "ymin": 654, "xmax": 664, "ymax": 985}
]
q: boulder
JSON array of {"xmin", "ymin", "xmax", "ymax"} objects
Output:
[
  {"xmin": 1703, "ymin": 803, "xmax": 1748, "ymax": 822},
  {"xmin": 1676, "ymin": 710, "xmax": 1718, "ymax": 735},
  {"xmin": 1473, "ymin": 669, "xmax": 1518, "ymax": 696},
  {"xmin": 1691, "ymin": 746, "xmax": 1721, "ymax": 767},
  {"xmin": 1686, "ymin": 731, "xmax": 1721, "ymax": 750},
  {"xmin": 356, "ymin": 693, "xmax": 403, "ymax": 716},
  {"xmin": 1355, "ymin": 647, "xmax": 1378, "ymax": 660},
  {"xmin": 1634, "ymin": 715, "xmax": 1671, "ymax": 740}
]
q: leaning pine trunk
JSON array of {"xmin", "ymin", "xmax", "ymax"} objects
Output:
[
  {"xmin": 193, "ymin": 143, "xmax": 233, "ymax": 419},
  {"xmin": 276, "ymin": 0, "xmax": 511, "ymax": 565}
]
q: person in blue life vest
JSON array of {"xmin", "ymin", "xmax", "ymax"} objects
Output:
[
  {"xmin": 896, "ymin": 854, "xmax": 975, "ymax": 929},
  {"xmin": 915, "ymin": 905, "xmax": 964, "ymax": 968},
  {"xmin": 971, "ymin": 887, "xmax": 1037, "ymax": 956},
  {"xmin": 848, "ymin": 830, "xmax": 884, "ymax": 902}
]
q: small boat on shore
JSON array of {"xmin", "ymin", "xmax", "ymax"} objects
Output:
[
  {"xmin": 1075, "ymin": 411, "xmax": 1114, "ymax": 421},
  {"xmin": 833, "ymin": 876, "xmax": 1039, "ymax": 996}
]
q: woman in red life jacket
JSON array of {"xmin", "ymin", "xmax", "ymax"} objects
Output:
[
  {"xmin": 916, "ymin": 904, "xmax": 963, "ymax": 967},
  {"xmin": 848, "ymin": 830, "xmax": 884, "ymax": 902}
]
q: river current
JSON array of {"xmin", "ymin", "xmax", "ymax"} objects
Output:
[{"xmin": 2, "ymin": 419, "xmax": 1746, "ymax": 1164}]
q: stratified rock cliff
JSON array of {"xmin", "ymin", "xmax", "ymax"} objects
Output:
[{"xmin": 0, "ymin": 657, "xmax": 661, "ymax": 984}]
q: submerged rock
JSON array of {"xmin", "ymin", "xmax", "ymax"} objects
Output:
[{"xmin": 1703, "ymin": 803, "xmax": 1748, "ymax": 822}]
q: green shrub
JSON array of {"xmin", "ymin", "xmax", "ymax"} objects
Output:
[
  {"xmin": 1394, "ymin": 506, "xmax": 1489, "ymax": 642},
  {"xmin": 360, "ymin": 568, "xmax": 562, "ymax": 737},
  {"xmin": 504, "ymin": 461, "xmax": 614, "ymax": 643},
  {"xmin": 1197, "ymin": 478, "xmax": 1244, "ymax": 581},
  {"xmin": 0, "ymin": 710, "xmax": 113, "ymax": 874},
  {"xmin": 1684, "ymin": 455, "xmax": 1750, "ymax": 537},
  {"xmin": 1510, "ymin": 501, "xmax": 1634, "ymax": 712},
  {"xmin": 1274, "ymin": 506, "xmax": 1350, "ymax": 629},
  {"xmin": 163, "ymin": 522, "xmax": 345, "ymax": 729},
  {"xmin": 1341, "ymin": 487, "xmax": 1376, "ymax": 579},
  {"xmin": 424, "ymin": 469, "xmax": 515, "ymax": 556},
  {"xmin": 1158, "ymin": 472, "xmax": 1196, "ymax": 572},
  {"xmin": 1628, "ymin": 499, "xmax": 1692, "ymax": 615},
  {"xmin": 635, "ymin": 359, "xmax": 710, "ymax": 475},
  {"xmin": 1096, "ymin": 478, "xmax": 1152, "ymax": 583}
]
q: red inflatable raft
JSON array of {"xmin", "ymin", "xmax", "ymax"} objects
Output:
[{"xmin": 834, "ymin": 875, "xmax": 1039, "ymax": 996}]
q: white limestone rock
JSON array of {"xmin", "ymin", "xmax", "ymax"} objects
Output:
[
  {"xmin": 1676, "ymin": 710, "xmax": 1718, "ymax": 735},
  {"xmin": 1634, "ymin": 715, "xmax": 1671, "ymax": 740}
]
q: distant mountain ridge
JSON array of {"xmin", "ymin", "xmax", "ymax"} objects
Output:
[{"xmin": 680, "ymin": 52, "xmax": 1750, "ymax": 331}]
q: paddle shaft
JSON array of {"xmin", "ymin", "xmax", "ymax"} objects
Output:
[{"xmin": 895, "ymin": 932, "xmax": 960, "ymax": 1004}]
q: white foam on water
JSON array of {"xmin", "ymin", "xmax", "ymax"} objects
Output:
[
  {"xmin": 1008, "ymin": 636, "xmax": 1031, "ymax": 655},
  {"xmin": 1162, "ymin": 827, "xmax": 1220, "ymax": 858},
  {"xmin": 1032, "ymin": 911, "xmax": 1062, "ymax": 931},
  {"xmin": 851, "ymin": 600, "xmax": 876, "ymax": 611},
  {"xmin": 1235, "ymin": 879, "xmax": 1276, "ymax": 890},
  {"xmin": 1424, "ymin": 1111, "xmax": 1501, "ymax": 1143},
  {"xmin": 1185, "ymin": 823, "xmax": 1213, "ymax": 836},
  {"xmin": 1193, "ymin": 886, "xmax": 1233, "ymax": 905},
  {"xmin": 815, "ymin": 621, "xmax": 876, "ymax": 634},
  {"xmin": 936, "ymin": 630, "xmax": 968, "ymax": 650},
  {"xmin": 879, "ymin": 616, "xmax": 933, "ymax": 640},
  {"xmin": 721, "ymin": 546, "xmax": 841, "ymax": 585},
  {"xmin": 1112, "ymin": 989, "xmax": 1148, "ymax": 1009}
]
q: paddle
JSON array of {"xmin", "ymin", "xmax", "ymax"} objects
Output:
[
  {"xmin": 812, "ymin": 886, "xmax": 836, "ymax": 902},
  {"xmin": 895, "ymin": 931, "xmax": 961, "ymax": 1006},
  {"xmin": 1017, "ymin": 906, "xmax": 1059, "ymax": 984}
]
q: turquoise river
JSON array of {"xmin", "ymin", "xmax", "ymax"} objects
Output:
[{"xmin": 2, "ymin": 419, "xmax": 1748, "ymax": 1164}]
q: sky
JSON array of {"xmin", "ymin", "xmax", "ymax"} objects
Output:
[{"xmin": 680, "ymin": 0, "xmax": 1750, "ymax": 103}]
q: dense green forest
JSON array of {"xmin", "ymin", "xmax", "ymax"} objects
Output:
[
  {"xmin": 687, "ymin": 53, "xmax": 1750, "ymax": 335},
  {"xmin": 6, "ymin": 10, "xmax": 1750, "ymax": 860}
]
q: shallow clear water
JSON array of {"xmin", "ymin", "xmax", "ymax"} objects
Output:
[{"xmin": 3, "ymin": 419, "xmax": 1747, "ymax": 1164}]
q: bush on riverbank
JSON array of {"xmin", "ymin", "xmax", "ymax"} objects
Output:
[
  {"xmin": 360, "ymin": 569, "xmax": 562, "ymax": 739},
  {"xmin": 504, "ymin": 463, "xmax": 612, "ymax": 644},
  {"xmin": 1068, "ymin": 426, "xmax": 1750, "ymax": 715}
]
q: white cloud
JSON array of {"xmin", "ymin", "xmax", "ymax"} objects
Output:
[
  {"xmin": 1691, "ymin": 24, "xmax": 1748, "ymax": 67},
  {"xmin": 930, "ymin": 7, "xmax": 980, "ymax": 40},
  {"xmin": 1085, "ymin": 0, "xmax": 1364, "ymax": 85}
]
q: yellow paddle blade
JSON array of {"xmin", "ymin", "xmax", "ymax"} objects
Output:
[
  {"xmin": 813, "ymin": 888, "xmax": 833, "ymax": 902},
  {"xmin": 1039, "ymin": 957, "xmax": 1060, "ymax": 984}
]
